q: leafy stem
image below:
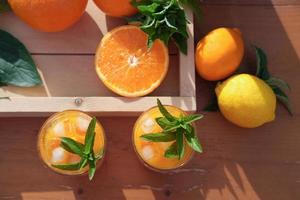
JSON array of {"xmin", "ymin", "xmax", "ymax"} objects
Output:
[
  {"xmin": 0, "ymin": 0, "xmax": 10, "ymax": 13},
  {"xmin": 254, "ymin": 46, "xmax": 293, "ymax": 115},
  {"xmin": 129, "ymin": 0, "xmax": 192, "ymax": 54},
  {"xmin": 178, "ymin": 0, "xmax": 202, "ymax": 22},
  {"xmin": 140, "ymin": 99, "xmax": 203, "ymax": 160},
  {"xmin": 0, "ymin": 29, "xmax": 42, "ymax": 87},
  {"xmin": 51, "ymin": 117, "xmax": 103, "ymax": 180}
]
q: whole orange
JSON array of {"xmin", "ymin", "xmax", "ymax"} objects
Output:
[
  {"xmin": 195, "ymin": 27, "xmax": 244, "ymax": 81},
  {"xmin": 8, "ymin": 0, "xmax": 88, "ymax": 32},
  {"xmin": 93, "ymin": 0, "xmax": 137, "ymax": 17}
]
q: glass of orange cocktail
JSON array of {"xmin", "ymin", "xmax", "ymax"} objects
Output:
[
  {"xmin": 38, "ymin": 110, "xmax": 105, "ymax": 180},
  {"xmin": 133, "ymin": 99, "xmax": 203, "ymax": 172}
]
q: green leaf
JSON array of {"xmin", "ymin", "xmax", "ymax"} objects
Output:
[
  {"xmin": 155, "ymin": 117, "xmax": 178, "ymax": 129},
  {"xmin": 164, "ymin": 142, "xmax": 179, "ymax": 158},
  {"xmin": 155, "ymin": 117, "xmax": 170, "ymax": 129},
  {"xmin": 254, "ymin": 46, "xmax": 270, "ymax": 80},
  {"xmin": 176, "ymin": 128, "xmax": 185, "ymax": 159},
  {"xmin": 164, "ymin": 124, "xmax": 182, "ymax": 132},
  {"xmin": 138, "ymin": 2, "xmax": 160, "ymax": 15},
  {"xmin": 95, "ymin": 148, "xmax": 104, "ymax": 161},
  {"xmin": 0, "ymin": 82, "xmax": 7, "ymax": 87},
  {"xmin": 172, "ymin": 32, "xmax": 188, "ymax": 55},
  {"xmin": 184, "ymin": 123, "xmax": 193, "ymax": 134},
  {"xmin": 253, "ymin": 46, "xmax": 292, "ymax": 116},
  {"xmin": 272, "ymin": 87, "xmax": 293, "ymax": 115},
  {"xmin": 203, "ymin": 93, "xmax": 219, "ymax": 112},
  {"xmin": 84, "ymin": 117, "xmax": 97, "ymax": 154},
  {"xmin": 266, "ymin": 77, "xmax": 291, "ymax": 92},
  {"xmin": 60, "ymin": 137, "xmax": 84, "ymax": 156},
  {"xmin": 126, "ymin": 13, "xmax": 145, "ymax": 24},
  {"xmin": 51, "ymin": 163, "xmax": 80, "ymax": 171},
  {"xmin": 79, "ymin": 157, "xmax": 88, "ymax": 169},
  {"xmin": 157, "ymin": 99, "xmax": 176, "ymax": 122},
  {"xmin": 164, "ymin": 16, "xmax": 177, "ymax": 31},
  {"xmin": 185, "ymin": 126, "xmax": 202, "ymax": 153},
  {"xmin": 181, "ymin": 114, "xmax": 203, "ymax": 124},
  {"xmin": 140, "ymin": 132, "xmax": 176, "ymax": 142},
  {"xmin": 88, "ymin": 159, "xmax": 96, "ymax": 180},
  {"xmin": 178, "ymin": 0, "xmax": 202, "ymax": 22},
  {"xmin": 0, "ymin": 29, "xmax": 42, "ymax": 87},
  {"xmin": 132, "ymin": 0, "xmax": 189, "ymax": 54},
  {"xmin": 0, "ymin": 0, "xmax": 10, "ymax": 13}
]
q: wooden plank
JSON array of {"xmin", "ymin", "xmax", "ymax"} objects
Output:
[
  {"xmin": 0, "ymin": 114, "xmax": 299, "ymax": 199},
  {"xmin": 0, "ymin": 54, "xmax": 193, "ymax": 116},
  {"xmin": 180, "ymin": 9, "xmax": 196, "ymax": 97},
  {"xmin": 0, "ymin": 55, "xmax": 179, "ymax": 97},
  {"xmin": 0, "ymin": 3, "xmax": 300, "ymax": 200},
  {"xmin": 0, "ymin": 97, "xmax": 196, "ymax": 117}
]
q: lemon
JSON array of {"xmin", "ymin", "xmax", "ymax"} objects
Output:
[{"xmin": 215, "ymin": 74, "xmax": 276, "ymax": 128}]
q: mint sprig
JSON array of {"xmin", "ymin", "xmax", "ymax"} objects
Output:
[
  {"xmin": 129, "ymin": 0, "xmax": 189, "ymax": 54},
  {"xmin": 141, "ymin": 99, "xmax": 203, "ymax": 160},
  {"xmin": 178, "ymin": 0, "xmax": 202, "ymax": 22},
  {"xmin": 254, "ymin": 46, "xmax": 293, "ymax": 115},
  {"xmin": 0, "ymin": 0, "xmax": 10, "ymax": 13},
  {"xmin": 51, "ymin": 117, "xmax": 103, "ymax": 180},
  {"xmin": 203, "ymin": 93, "xmax": 219, "ymax": 112}
]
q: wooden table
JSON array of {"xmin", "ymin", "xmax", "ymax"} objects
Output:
[{"xmin": 1, "ymin": 0, "xmax": 300, "ymax": 199}]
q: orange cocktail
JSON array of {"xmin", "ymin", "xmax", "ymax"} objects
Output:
[
  {"xmin": 133, "ymin": 100, "xmax": 203, "ymax": 172},
  {"xmin": 38, "ymin": 110, "xmax": 105, "ymax": 177}
]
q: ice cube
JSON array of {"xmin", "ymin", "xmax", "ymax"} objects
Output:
[
  {"xmin": 53, "ymin": 122, "xmax": 64, "ymax": 136},
  {"xmin": 142, "ymin": 145, "xmax": 154, "ymax": 161},
  {"xmin": 77, "ymin": 117, "xmax": 91, "ymax": 132},
  {"xmin": 141, "ymin": 118, "xmax": 155, "ymax": 133},
  {"xmin": 51, "ymin": 147, "xmax": 65, "ymax": 163}
]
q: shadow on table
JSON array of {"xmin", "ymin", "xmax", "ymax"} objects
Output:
[
  {"xmin": 0, "ymin": 1, "xmax": 300, "ymax": 200},
  {"xmin": 193, "ymin": 1, "xmax": 300, "ymax": 200}
]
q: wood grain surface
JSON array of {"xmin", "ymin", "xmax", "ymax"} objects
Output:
[{"xmin": 1, "ymin": 1, "xmax": 300, "ymax": 200}]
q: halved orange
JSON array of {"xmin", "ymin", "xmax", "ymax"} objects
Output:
[{"xmin": 95, "ymin": 25, "xmax": 169, "ymax": 97}]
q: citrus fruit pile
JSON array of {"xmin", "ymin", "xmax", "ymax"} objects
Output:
[
  {"xmin": 6, "ymin": 0, "xmax": 170, "ymax": 97},
  {"xmin": 4, "ymin": 0, "xmax": 291, "ymax": 129},
  {"xmin": 195, "ymin": 28, "xmax": 291, "ymax": 128}
]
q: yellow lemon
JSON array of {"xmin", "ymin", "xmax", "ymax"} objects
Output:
[{"xmin": 215, "ymin": 74, "xmax": 276, "ymax": 128}]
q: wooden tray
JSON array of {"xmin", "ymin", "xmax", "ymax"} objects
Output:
[{"xmin": 0, "ymin": 1, "xmax": 196, "ymax": 117}]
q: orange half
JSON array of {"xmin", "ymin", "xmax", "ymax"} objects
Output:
[{"xmin": 95, "ymin": 25, "xmax": 169, "ymax": 97}]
